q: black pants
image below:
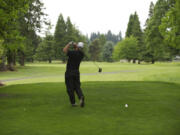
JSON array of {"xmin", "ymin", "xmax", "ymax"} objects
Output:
[{"xmin": 65, "ymin": 70, "xmax": 84, "ymax": 104}]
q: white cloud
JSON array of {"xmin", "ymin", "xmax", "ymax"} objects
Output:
[{"xmin": 41, "ymin": 0, "xmax": 157, "ymax": 37}]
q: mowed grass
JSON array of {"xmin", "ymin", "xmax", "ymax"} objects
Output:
[
  {"xmin": 0, "ymin": 82, "xmax": 180, "ymax": 135},
  {"xmin": 0, "ymin": 62, "xmax": 180, "ymax": 135},
  {"xmin": 0, "ymin": 61, "xmax": 180, "ymax": 85}
]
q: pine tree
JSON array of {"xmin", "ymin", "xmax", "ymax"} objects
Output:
[
  {"xmin": 125, "ymin": 14, "xmax": 134, "ymax": 37},
  {"xmin": 54, "ymin": 14, "xmax": 67, "ymax": 62},
  {"xmin": 145, "ymin": 0, "xmax": 171, "ymax": 63},
  {"xmin": 125, "ymin": 12, "xmax": 144, "ymax": 63}
]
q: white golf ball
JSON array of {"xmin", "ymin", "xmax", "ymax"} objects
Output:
[{"xmin": 125, "ymin": 104, "xmax": 128, "ymax": 108}]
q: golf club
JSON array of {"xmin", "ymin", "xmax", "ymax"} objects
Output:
[{"xmin": 93, "ymin": 61, "xmax": 102, "ymax": 73}]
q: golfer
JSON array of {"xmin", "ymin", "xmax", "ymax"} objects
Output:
[{"xmin": 63, "ymin": 41, "xmax": 85, "ymax": 107}]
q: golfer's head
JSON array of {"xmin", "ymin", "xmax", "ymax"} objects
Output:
[{"xmin": 76, "ymin": 42, "xmax": 84, "ymax": 50}]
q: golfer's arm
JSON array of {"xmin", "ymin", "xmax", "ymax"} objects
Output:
[{"xmin": 63, "ymin": 44, "xmax": 70, "ymax": 54}]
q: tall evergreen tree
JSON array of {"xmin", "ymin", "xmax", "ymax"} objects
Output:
[
  {"xmin": 54, "ymin": 14, "xmax": 67, "ymax": 62},
  {"xmin": 145, "ymin": 0, "xmax": 171, "ymax": 63},
  {"xmin": 66, "ymin": 17, "xmax": 76, "ymax": 42},
  {"xmin": 125, "ymin": 12, "xmax": 144, "ymax": 63},
  {"xmin": 145, "ymin": 2, "xmax": 155, "ymax": 27},
  {"xmin": 118, "ymin": 31, "xmax": 123, "ymax": 41},
  {"xmin": 125, "ymin": 14, "xmax": 134, "ymax": 37}
]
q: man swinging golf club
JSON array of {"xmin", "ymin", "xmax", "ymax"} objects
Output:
[{"xmin": 63, "ymin": 41, "xmax": 85, "ymax": 107}]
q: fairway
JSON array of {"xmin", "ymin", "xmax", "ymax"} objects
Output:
[
  {"xmin": 1, "ymin": 62, "xmax": 180, "ymax": 85},
  {"xmin": 0, "ymin": 81, "xmax": 180, "ymax": 135}
]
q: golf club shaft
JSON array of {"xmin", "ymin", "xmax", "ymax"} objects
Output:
[{"xmin": 93, "ymin": 61, "xmax": 99, "ymax": 69}]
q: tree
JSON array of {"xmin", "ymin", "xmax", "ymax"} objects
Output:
[
  {"xmin": 145, "ymin": 2, "xmax": 155, "ymax": 27},
  {"xmin": 102, "ymin": 41, "xmax": 114, "ymax": 62},
  {"xmin": 54, "ymin": 14, "xmax": 67, "ymax": 62},
  {"xmin": 65, "ymin": 17, "xmax": 78, "ymax": 42},
  {"xmin": 98, "ymin": 34, "xmax": 106, "ymax": 61},
  {"xmin": 0, "ymin": 40, "xmax": 3, "ymax": 63},
  {"xmin": 17, "ymin": 0, "xmax": 48, "ymax": 65},
  {"xmin": 145, "ymin": 0, "xmax": 172, "ymax": 63},
  {"xmin": 89, "ymin": 39, "xmax": 101, "ymax": 61},
  {"xmin": 0, "ymin": 0, "xmax": 28, "ymax": 71},
  {"xmin": 125, "ymin": 12, "xmax": 144, "ymax": 63},
  {"xmin": 118, "ymin": 31, "xmax": 123, "ymax": 41},
  {"xmin": 35, "ymin": 35, "xmax": 54, "ymax": 63},
  {"xmin": 0, "ymin": 0, "xmax": 28, "ymax": 39},
  {"xmin": 159, "ymin": 0, "xmax": 180, "ymax": 50},
  {"xmin": 89, "ymin": 31, "xmax": 122, "ymax": 44},
  {"xmin": 113, "ymin": 36, "xmax": 138, "ymax": 62},
  {"xmin": 125, "ymin": 14, "xmax": 134, "ymax": 37}
]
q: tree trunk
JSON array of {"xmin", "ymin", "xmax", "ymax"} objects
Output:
[
  {"xmin": 48, "ymin": 58, "xmax": 52, "ymax": 63},
  {"xmin": 138, "ymin": 60, "xmax": 141, "ymax": 64},
  {"xmin": 13, "ymin": 51, "xmax": 16, "ymax": 66},
  {"xmin": 152, "ymin": 59, "xmax": 155, "ymax": 64},
  {"xmin": 7, "ymin": 50, "xmax": 15, "ymax": 71},
  {"xmin": 0, "ymin": 56, "xmax": 6, "ymax": 71},
  {"xmin": 18, "ymin": 51, "xmax": 25, "ymax": 66},
  {"xmin": 133, "ymin": 59, "xmax": 136, "ymax": 63}
]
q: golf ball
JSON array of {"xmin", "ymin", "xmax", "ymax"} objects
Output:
[{"xmin": 125, "ymin": 104, "xmax": 128, "ymax": 107}]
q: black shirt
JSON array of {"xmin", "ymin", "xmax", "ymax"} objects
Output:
[{"xmin": 66, "ymin": 50, "xmax": 84, "ymax": 71}]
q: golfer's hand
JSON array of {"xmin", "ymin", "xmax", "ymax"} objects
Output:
[
  {"xmin": 68, "ymin": 41, "xmax": 73, "ymax": 45},
  {"xmin": 73, "ymin": 43, "xmax": 78, "ymax": 48}
]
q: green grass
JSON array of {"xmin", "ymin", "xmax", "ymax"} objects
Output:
[
  {"xmin": 0, "ymin": 62, "xmax": 180, "ymax": 85},
  {"xmin": 0, "ymin": 82, "xmax": 180, "ymax": 135},
  {"xmin": 0, "ymin": 62, "xmax": 180, "ymax": 135}
]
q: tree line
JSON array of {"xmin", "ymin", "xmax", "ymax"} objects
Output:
[
  {"xmin": 113, "ymin": 0, "xmax": 180, "ymax": 64},
  {"xmin": 0, "ymin": 0, "xmax": 180, "ymax": 72}
]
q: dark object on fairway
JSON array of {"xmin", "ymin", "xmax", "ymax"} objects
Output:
[{"xmin": 98, "ymin": 68, "xmax": 102, "ymax": 73}]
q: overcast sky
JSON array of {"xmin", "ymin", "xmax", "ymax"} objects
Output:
[{"xmin": 41, "ymin": 0, "xmax": 157, "ymax": 37}]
